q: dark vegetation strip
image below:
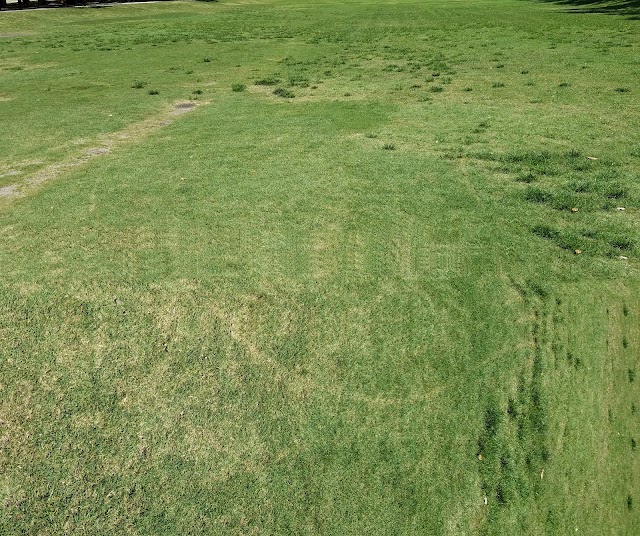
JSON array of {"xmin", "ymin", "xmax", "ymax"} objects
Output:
[
  {"xmin": 533, "ymin": 0, "xmax": 640, "ymax": 17},
  {"xmin": 0, "ymin": 0, "xmax": 193, "ymax": 11}
]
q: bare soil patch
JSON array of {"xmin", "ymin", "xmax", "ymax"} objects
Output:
[
  {"xmin": 0, "ymin": 185, "xmax": 20, "ymax": 198},
  {"xmin": 171, "ymin": 101, "xmax": 197, "ymax": 114},
  {"xmin": 85, "ymin": 146, "xmax": 110, "ymax": 156},
  {"xmin": 0, "ymin": 33, "xmax": 34, "ymax": 38}
]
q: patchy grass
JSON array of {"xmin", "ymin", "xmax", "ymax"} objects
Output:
[{"xmin": 0, "ymin": 0, "xmax": 638, "ymax": 534}]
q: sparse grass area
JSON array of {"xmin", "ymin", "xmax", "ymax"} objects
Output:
[{"xmin": 0, "ymin": 0, "xmax": 638, "ymax": 534}]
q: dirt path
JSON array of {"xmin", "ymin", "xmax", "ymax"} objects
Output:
[{"xmin": 0, "ymin": 100, "xmax": 204, "ymax": 202}]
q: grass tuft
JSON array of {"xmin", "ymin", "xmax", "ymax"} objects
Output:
[
  {"xmin": 524, "ymin": 187, "xmax": 553, "ymax": 204},
  {"xmin": 532, "ymin": 225, "xmax": 560, "ymax": 240},
  {"xmin": 605, "ymin": 185, "xmax": 627, "ymax": 199},
  {"xmin": 273, "ymin": 87, "xmax": 295, "ymax": 98},
  {"xmin": 516, "ymin": 172, "xmax": 536, "ymax": 183},
  {"xmin": 483, "ymin": 404, "xmax": 501, "ymax": 437},
  {"xmin": 254, "ymin": 77, "xmax": 281, "ymax": 86},
  {"xmin": 610, "ymin": 237, "xmax": 633, "ymax": 251}
]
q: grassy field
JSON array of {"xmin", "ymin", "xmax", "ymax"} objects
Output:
[{"xmin": 0, "ymin": 0, "xmax": 639, "ymax": 533}]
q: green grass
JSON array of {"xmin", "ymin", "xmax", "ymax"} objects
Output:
[{"xmin": 0, "ymin": 0, "xmax": 639, "ymax": 534}]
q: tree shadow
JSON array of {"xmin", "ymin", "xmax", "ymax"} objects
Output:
[
  {"xmin": 535, "ymin": 0, "xmax": 640, "ymax": 18},
  {"xmin": 0, "ymin": 0, "xmax": 174, "ymax": 10}
]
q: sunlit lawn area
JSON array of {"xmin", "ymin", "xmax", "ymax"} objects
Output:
[{"xmin": 0, "ymin": 0, "xmax": 639, "ymax": 533}]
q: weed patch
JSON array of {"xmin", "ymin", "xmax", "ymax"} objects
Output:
[
  {"xmin": 254, "ymin": 77, "xmax": 280, "ymax": 86},
  {"xmin": 273, "ymin": 87, "xmax": 295, "ymax": 98},
  {"xmin": 458, "ymin": 147, "xmax": 640, "ymax": 258}
]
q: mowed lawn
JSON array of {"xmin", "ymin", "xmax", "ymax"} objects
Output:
[{"xmin": 0, "ymin": 0, "xmax": 639, "ymax": 533}]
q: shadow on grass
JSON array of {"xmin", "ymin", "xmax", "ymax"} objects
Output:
[
  {"xmin": 0, "ymin": 0, "xmax": 182, "ymax": 11},
  {"xmin": 533, "ymin": 0, "xmax": 640, "ymax": 17}
]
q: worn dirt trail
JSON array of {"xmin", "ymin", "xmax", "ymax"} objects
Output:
[{"xmin": 0, "ymin": 100, "xmax": 204, "ymax": 201}]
